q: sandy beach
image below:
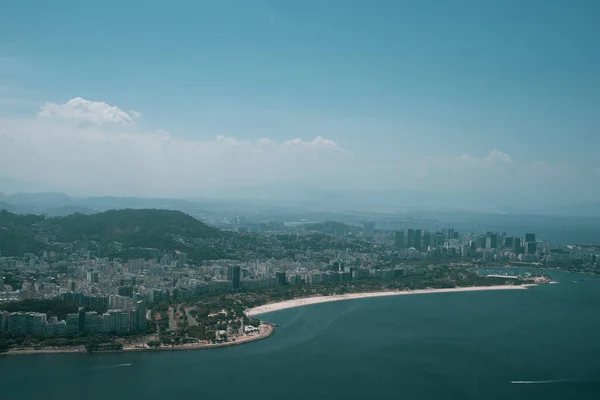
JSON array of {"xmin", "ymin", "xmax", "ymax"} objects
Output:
[
  {"xmin": 4, "ymin": 285, "xmax": 540, "ymax": 355},
  {"xmin": 246, "ymin": 285, "xmax": 534, "ymax": 316}
]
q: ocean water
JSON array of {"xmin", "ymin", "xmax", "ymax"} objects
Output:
[{"xmin": 1, "ymin": 271, "xmax": 599, "ymax": 400}]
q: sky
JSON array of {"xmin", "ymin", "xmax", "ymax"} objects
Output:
[{"xmin": 0, "ymin": 0, "xmax": 598, "ymax": 206}]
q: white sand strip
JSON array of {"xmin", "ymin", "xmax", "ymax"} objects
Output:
[{"xmin": 246, "ymin": 285, "xmax": 533, "ymax": 316}]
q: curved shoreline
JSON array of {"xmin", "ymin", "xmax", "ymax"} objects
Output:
[
  {"xmin": 3, "ymin": 284, "xmax": 540, "ymax": 356},
  {"xmin": 246, "ymin": 285, "xmax": 535, "ymax": 317},
  {"xmin": 1, "ymin": 323, "xmax": 274, "ymax": 356}
]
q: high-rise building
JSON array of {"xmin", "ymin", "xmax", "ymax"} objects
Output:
[
  {"xmin": 77, "ymin": 307, "xmax": 86, "ymax": 334},
  {"xmin": 6, "ymin": 312, "xmax": 47, "ymax": 335},
  {"xmin": 85, "ymin": 311, "xmax": 102, "ymax": 334},
  {"xmin": 129, "ymin": 300, "xmax": 147, "ymax": 332},
  {"xmin": 128, "ymin": 309, "xmax": 137, "ymax": 332},
  {"xmin": 82, "ymin": 295, "xmax": 108, "ymax": 312},
  {"xmin": 102, "ymin": 310, "xmax": 130, "ymax": 334},
  {"xmin": 434, "ymin": 232, "xmax": 445, "ymax": 247},
  {"xmin": 160, "ymin": 254, "xmax": 173, "ymax": 266},
  {"xmin": 525, "ymin": 233, "xmax": 537, "ymax": 254},
  {"xmin": 513, "ymin": 238, "xmax": 522, "ymax": 254},
  {"xmin": 228, "ymin": 265, "xmax": 241, "ymax": 290},
  {"xmin": 275, "ymin": 271, "xmax": 287, "ymax": 285},
  {"xmin": 86, "ymin": 271, "xmax": 99, "ymax": 283},
  {"xmin": 363, "ymin": 222, "xmax": 376, "ymax": 239},
  {"xmin": 61, "ymin": 292, "xmax": 84, "ymax": 305},
  {"xmin": 146, "ymin": 288, "xmax": 164, "ymax": 305},
  {"xmin": 136, "ymin": 301, "xmax": 146, "ymax": 331},
  {"xmin": 460, "ymin": 244, "xmax": 471, "ymax": 257},
  {"xmin": 414, "ymin": 229, "xmax": 422, "ymax": 249},
  {"xmin": 422, "ymin": 232, "xmax": 431, "ymax": 249},
  {"xmin": 66, "ymin": 314, "xmax": 79, "ymax": 335},
  {"xmin": 177, "ymin": 251, "xmax": 188, "ymax": 266},
  {"xmin": 504, "ymin": 237, "xmax": 514, "ymax": 248},
  {"xmin": 407, "ymin": 229, "xmax": 415, "ymax": 248},
  {"xmin": 109, "ymin": 295, "xmax": 134, "ymax": 311},
  {"xmin": 127, "ymin": 258, "xmax": 145, "ymax": 271},
  {"xmin": 394, "ymin": 231, "xmax": 405, "ymax": 248},
  {"xmin": 117, "ymin": 286, "xmax": 134, "ymax": 298},
  {"xmin": 485, "ymin": 232, "xmax": 497, "ymax": 249},
  {"xmin": 476, "ymin": 236, "xmax": 486, "ymax": 249}
]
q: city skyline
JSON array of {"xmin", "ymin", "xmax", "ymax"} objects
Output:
[{"xmin": 1, "ymin": 203, "xmax": 597, "ymax": 356}]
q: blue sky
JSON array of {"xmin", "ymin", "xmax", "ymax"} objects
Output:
[{"xmin": 0, "ymin": 0, "xmax": 598, "ymax": 204}]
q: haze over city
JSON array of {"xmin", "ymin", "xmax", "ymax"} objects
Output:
[{"xmin": 1, "ymin": 0, "xmax": 598, "ymax": 208}]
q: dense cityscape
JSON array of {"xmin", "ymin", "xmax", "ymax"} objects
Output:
[{"xmin": 1, "ymin": 207, "xmax": 598, "ymax": 354}]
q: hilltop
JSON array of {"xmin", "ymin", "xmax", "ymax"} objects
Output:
[
  {"xmin": 0, "ymin": 209, "xmax": 225, "ymax": 261},
  {"xmin": 0, "ymin": 210, "xmax": 47, "ymax": 256},
  {"xmin": 47, "ymin": 209, "xmax": 221, "ymax": 243}
]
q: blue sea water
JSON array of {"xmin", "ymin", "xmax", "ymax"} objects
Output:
[{"xmin": 1, "ymin": 271, "xmax": 599, "ymax": 400}]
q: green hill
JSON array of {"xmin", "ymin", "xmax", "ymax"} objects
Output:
[
  {"xmin": 0, "ymin": 208, "xmax": 225, "ymax": 261},
  {"xmin": 49, "ymin": 208, "xmax": 221, "ymax": 242},
  {"xmin": 0, "ymin": 210, "xmax": 48, "ymax": 256}
]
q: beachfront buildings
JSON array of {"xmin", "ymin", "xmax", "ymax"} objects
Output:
[{"xmin": 0, "ymin": 301, "xmax": 147, "ymax": 336}]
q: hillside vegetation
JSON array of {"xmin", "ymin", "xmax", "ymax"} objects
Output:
[
  {"xmin": 48, "ymin": 209, "xmax": 221, "ymax": 243},
  {"xmin": 0, "ymin": 209, "xmax": 225, "ymax": 261}
]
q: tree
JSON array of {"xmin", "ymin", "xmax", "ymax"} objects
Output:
[{"xmin": 0, "ymin": 340, "xmax": 9, "ymax": 353}]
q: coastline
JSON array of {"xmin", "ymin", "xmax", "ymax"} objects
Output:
[
  {"xmin": 246, "ymin": 285, "xmax": 535, "ymax": 316},
  {"xmin": 3, "ymin": 284, "xmax": 542, "ymax": 356},
  {"xmin": 1, "ymin": 323, "xmax": 274, "ymax": 356}
]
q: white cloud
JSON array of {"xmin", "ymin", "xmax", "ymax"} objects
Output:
[
  {"xmin": 387, "ymin": 149, "xmax": 582, "ymax": 200},
  {"xmin": 282, "ymin": 136, "xmax": 342, "ymax": 151},
  {"xmin": 485, "ymin": 149, "xmax": 512, "ymax": 163},
  {"xmin": 0, "ymin": 97, "xmax": 597, "ymax": 205},
  {"xmin": 0, "ymin": 98, "xmax": 348, "ymax": 197},
  {"xmin": 38, "ymin": 97, "xmax": 141, "ymax": 125}
]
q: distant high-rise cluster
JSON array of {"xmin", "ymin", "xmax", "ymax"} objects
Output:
[
  {"xmin": 390, "ymin": 228, "xmax": 545, "ymax": 263},
  {"xmin": 394, "ymin": 228, "xmax": 459, "ymax": 250},
  {"xmin": 464, "ymin": 231, "xmax": 541, "ymax": 262}
]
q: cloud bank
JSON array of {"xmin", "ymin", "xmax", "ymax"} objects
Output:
[
  {"xmin": 1, "ymin": 98, "xmax": 348, "ymax": 197},
  {"xmin": 38, "ymin": 97, "xmax": 141, "ymax": 125},
  {"xmin": 0, "ymin": 97, "xmax": 596, "ymax": 205}
]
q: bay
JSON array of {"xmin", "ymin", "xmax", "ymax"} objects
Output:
[{"xmin": 1, "ymin": 271, "xmax": 599, "ymax": 400}]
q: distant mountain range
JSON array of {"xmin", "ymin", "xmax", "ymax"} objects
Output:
[
  {"xmin": 0, "ymin": 189, "xmax": 599, "ymax": 218},
  {"xmin": 0, "ymin": 191, "xmax": 209, "ymax": 217}
]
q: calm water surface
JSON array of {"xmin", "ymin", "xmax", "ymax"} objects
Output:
[{"xmin": 1, "ymin": 271, "xmax": 599, "ymax": 400}]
